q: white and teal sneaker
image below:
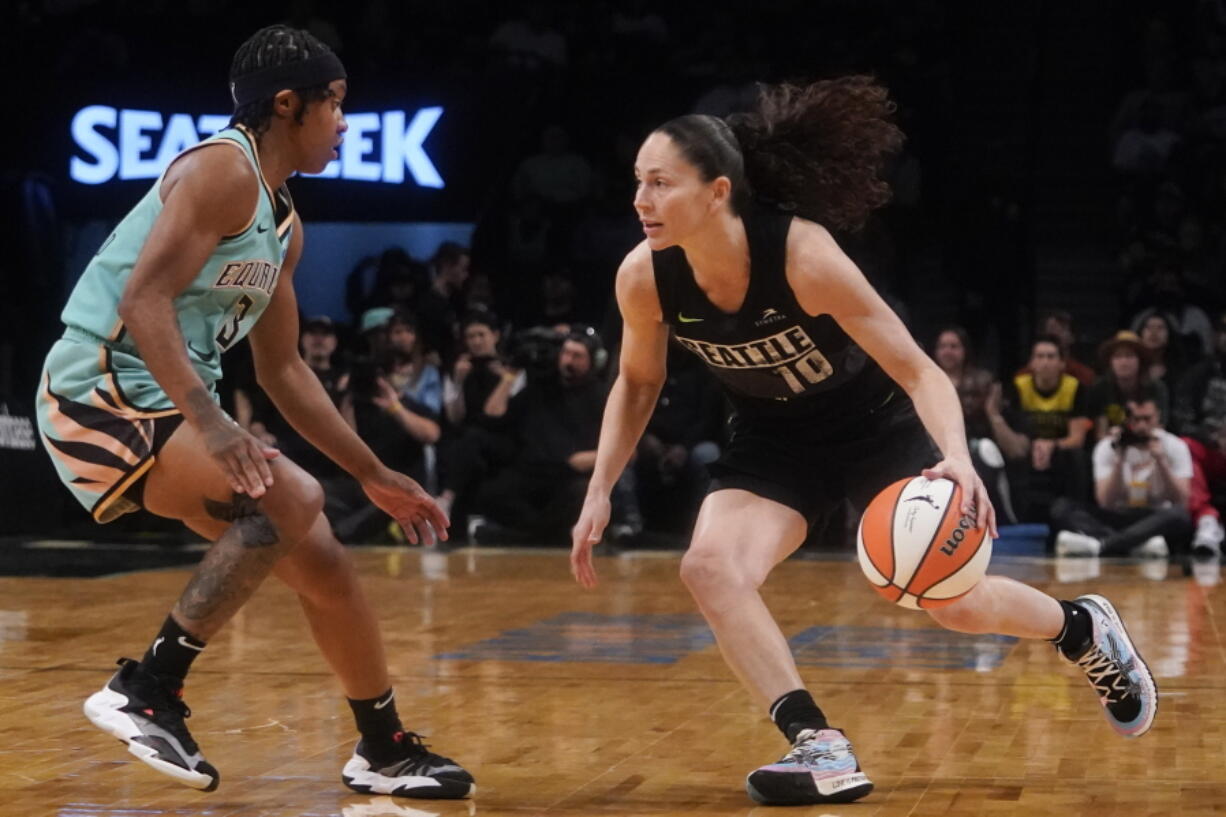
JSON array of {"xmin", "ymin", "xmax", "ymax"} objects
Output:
[
  {"xmin": 1063, "ymin": 594, "xmax": 1158, "ymax": 738},
  {"xmin": 745, "ymin": 727, "xmax": 873, "ymax": 805}
]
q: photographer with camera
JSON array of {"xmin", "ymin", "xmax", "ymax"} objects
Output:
[
  {"xmin": 435, "ymin": 312, "xmax": 520, "ymax": 520},
  {"xmin": 328, "ymin": 309, "xmax": 442, "ymax": 541},
  {"xmin": 469, "ymin": 327, "xmax": 607, "ymax": 544},
  {"xmin": 1052, "ymin": 397, "xmax": 1193, "ymax": 558}
]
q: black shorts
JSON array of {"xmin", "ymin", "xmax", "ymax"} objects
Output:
[{"xmin": 707, "ymin": 392, "xmax": 941, "ymax": 525}]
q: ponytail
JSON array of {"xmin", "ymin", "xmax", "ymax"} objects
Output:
[
  {"xmin": 728, "ymin": 76, "xmax": 902, "ymax": 232},
  {"xmin": 655, "ymin": 76, "xmax": 902, "ymax": 233}
]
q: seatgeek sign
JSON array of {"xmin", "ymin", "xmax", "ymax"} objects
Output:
[{"xmin": 69, "ymin": 105, "xmax": 444, "ymax": 187}]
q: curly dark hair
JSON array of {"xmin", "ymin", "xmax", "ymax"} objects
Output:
[
  {"xmin": 228, "ymin": 25, "xmax": 337, "ymax": 139},
  {"xmin": 655, "ymin": 76, "xmax": 903, "ymax": 233}
]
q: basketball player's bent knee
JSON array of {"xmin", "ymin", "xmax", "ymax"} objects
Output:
[
  {"xmin": 260, "ymin": 471, "xmax": 325, "ymax": 546},
  {"xmin": 680, "ymin": 547, "xmax": 764, "ymax": 600}
]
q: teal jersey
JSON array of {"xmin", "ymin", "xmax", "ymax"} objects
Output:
[{"xmin": 60, "ymin": 124, "xmax": 295, "ymax": 408}]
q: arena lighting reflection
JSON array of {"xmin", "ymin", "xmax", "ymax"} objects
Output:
[{"xmin": 69, "ymin": 105, "xmax": 444, "ymax": 187}]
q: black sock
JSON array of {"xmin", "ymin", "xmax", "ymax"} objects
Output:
[
  {"xmin": 1050, "ymin": 600, "xmax": 1092, "ymax": 658},
  {"xmin": 348, "ymin": 689, "xmax": 405, "ymax": 759},
  {"xmin": 139, "ymin": 616, "xmax": 206, "ymax": 685},
  {"xmin": 769, "ymin": 689, "xmax": 829, "ymax": 742}
]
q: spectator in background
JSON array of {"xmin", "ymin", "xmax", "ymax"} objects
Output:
[
  {"xmin": 385, "ymin": 311, "xmax": 443, "ymax": 422},
  {"xmin": 933, "ymin": 326, "xmax": 994, "ymax": 438},
  {"xmin": 1129, "ymin": 261, "xmax": 1217, "ymax": 357},
  {"xmin": 436, "ymin": 312, "xmax": 519, "ymax": 520},
  {"xmin": 471, "ymin": 330, "xmax": 606, "ymax": 544},
  {"xmin": 232, "ymin": 318, "xmax": 353, "ymax": 524},
  {"xmin": 986, "ymin": 336, "xmax": 1092, "ymax": 523},
  {"xmin": 932, "ymin": 326, "xmax": 1017, "ymax": 524},
  {"xmin": 1139, "ymin": 311, "xmax": 1187, "ymax": 395},
  {"xmin": 1087, "ymin": 330, "xmax": 1170, "ymax": 442},
  {"xmin": 331, "ymin": 310, "xmax": 441, "ymax": 541},
  {"xmin": 443, "ymin": 312, "xmax": 509, "ymax": 431},
  {"xmin": 345, "ymin": 247, "xmax": 428, "ymax": 321},
  {"xmin": 540, "ymin": 272, "xmax": 579, "ymax": 326},
  {"xmin": 1018, "ymin": 310, "xmax": 1095, "ymax": 386},
  {"xmin": 272, "ymin": 316, "xmax": 351, "ymax": 481},
  {"xmin": 621, "ymin": 344, "xmax": 724, "ymax": 534},
  {"xmin": 299, "ymin": 316, "xmax": 350, "ymax": 403},
  {"xmin": 1174, "ymin": 311, "xmax": 1226, "ymax": 555},
  {"xmin": 416, "ymin": 241, "xmax": 470, "ymax": 361},
  {"xmin": 1053, "ymin": 398, "xmax": 1192, "ymax": 559}
]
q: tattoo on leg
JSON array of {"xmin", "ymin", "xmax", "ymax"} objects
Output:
[
  {"xmin": 176, "ymin": 498, "xmax": 282, "ymax": 632},
  {"xmin": 203, "ymin": 494, "xmax": 279, "ymax": 548},
  {"xmin": 204, "ymin": 493, "xmax": 258, "ymax": 523}
]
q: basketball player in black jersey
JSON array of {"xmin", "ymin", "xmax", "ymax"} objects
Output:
[{"xmin": 570, "ymin": 77, "xmax": 1157, "ymax": 806}]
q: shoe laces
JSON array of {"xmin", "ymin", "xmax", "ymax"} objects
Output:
[
  {"xmin": 782, "ymin": 730, "xmax": 849, "ymax": 766},
  {"xmin": 393, "ymin": 730, "xmax": 430, "ymax": 758},
  {"xmin": 118, "ymin": 660, "xmax": 199, "ymax": 752},
  {"xmin": 1075, "ymin": 641, "xmax": 1138, "ymax": 706}
]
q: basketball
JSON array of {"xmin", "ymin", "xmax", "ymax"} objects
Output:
[{"xmin": 856, "ymin": 476, "xmax": 992, "ymax": 610}]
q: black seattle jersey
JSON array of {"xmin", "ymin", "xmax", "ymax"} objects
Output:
[{"xmin": 652, "ymin": 204, "xmax": 896, "ymax": 421}]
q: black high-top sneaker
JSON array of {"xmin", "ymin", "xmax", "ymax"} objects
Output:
[{"xmin": 83, "ymin": 657, "xmax": 219, "ymax": 791}]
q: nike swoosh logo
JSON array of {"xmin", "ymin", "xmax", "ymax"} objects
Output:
[
  {"xmin": 186, "ymin": 340, "xmax": 218, "ymax": 362},
  {"xmin": 178, "ymin": 636, "xmax": 205, "ymax": 652},
  {"xmin": 373, "ymin": 690, "xmax": 396, "ymax": 710},
  {"xmin": 152, "ymin": 636, "xmax": 164, "ymax": 655},
  {"xmin": 257, "ymin": 224, "xmax": 270, "ymax": 233},
  {"xmin": 677, "ymin": 314, "xmax": 704, "ymax": 323}
]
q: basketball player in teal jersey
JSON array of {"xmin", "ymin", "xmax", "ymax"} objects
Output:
[
  {"xmin": 571, "ymin": 78, "xmax": 1158, "ymax": 806},
  {"xmin": 35, "ymin": 26, "xmax": 473, "ymax": 798}
]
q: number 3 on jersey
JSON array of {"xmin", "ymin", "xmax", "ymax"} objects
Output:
[{"xmin": 215, "ymin": 294, "xmax": 255, "ymax": 350}]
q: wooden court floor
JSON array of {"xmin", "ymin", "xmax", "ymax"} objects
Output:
[{"xmin": 1, "ymin": 546, "xmax": 1224, "ymax": 816}]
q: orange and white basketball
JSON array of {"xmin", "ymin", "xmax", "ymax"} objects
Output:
[{"xmin": 856, "ymin": 476, "xmax": 991, "ymax": 610}]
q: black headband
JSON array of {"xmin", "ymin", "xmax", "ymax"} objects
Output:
[{"xmin": 230, "ymin": 52, "xmax": 346, "ymax": 106}]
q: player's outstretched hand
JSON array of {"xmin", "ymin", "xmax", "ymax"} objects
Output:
[
  {"xmin": 571, "ymin": 493, "xmax": 611, "ymax": 589},
  {"xmin": 201, "ymin": 416, "xmax": 278, "ymax": 498},
  {"xmin": 362, "ymin": 466, "xmax": 450, "ymax": 546},
  {"xmin": 922, "ymin": 457, "xmax": 998, "ymax": 539}
]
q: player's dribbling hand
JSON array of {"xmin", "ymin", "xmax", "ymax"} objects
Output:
[
  {"xmin": 362, "ymin": 466, "xmax": 450, "ymax": 546},
  {"xmin": 571, "ymin": 493, "xmax": 611, "ymax": 589},
  {"xmin": 201, "ymin": 416, "xmax": 278, "ymax": 498},
  {"xmin": 922, "ymin": 457, "xmax": 998, "ymax": 539}
]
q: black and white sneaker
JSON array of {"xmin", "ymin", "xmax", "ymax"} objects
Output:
[
  {"xmin": 342, "ymin": 731, "xmax": 474, "ymax": 799},
  {"xmin": 83, "ymin": 657, "xmax": 219, "ymax": 791}
]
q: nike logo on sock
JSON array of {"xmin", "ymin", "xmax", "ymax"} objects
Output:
[
  {"xmin": 178, "ymin": 636, "xmax": 205, "ymax": 652},
  {"xmin": 152, "ymin": 637, "xmax": 164, "ymax": 656},
  {"xmin": 374, "ymin": 690, "xmax": 396, "ymax": 710}
]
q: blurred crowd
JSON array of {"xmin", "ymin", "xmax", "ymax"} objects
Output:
[
  {"xmin": 221, "ymin": 234, "xmax": 1226, "ymax": 561},
  {"xmin": 222, "ymin": 239, "xmax": 724, "ymax": 549}
]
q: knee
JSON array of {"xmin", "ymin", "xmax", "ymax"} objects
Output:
[
  {"xmin": 263, "ymin": 471, "xmax": 326, "ymax": 545},
  {"xmin": 679, "ymin": 546, "xmax": 759, "ymax": 602}
]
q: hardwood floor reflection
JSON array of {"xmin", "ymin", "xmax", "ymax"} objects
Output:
[{"xmin": 0, "ymin": 547, "xmax": 1222, "ymax": 816}]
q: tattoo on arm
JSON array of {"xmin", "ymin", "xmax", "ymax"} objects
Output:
[{"xmin": 185, "ymin": 386, "xmax": 228, "ymax": 425}]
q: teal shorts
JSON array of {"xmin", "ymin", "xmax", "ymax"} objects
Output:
[{"xmin": 36, "ymin": 330, "xmax": 187, "ymax": 523}]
